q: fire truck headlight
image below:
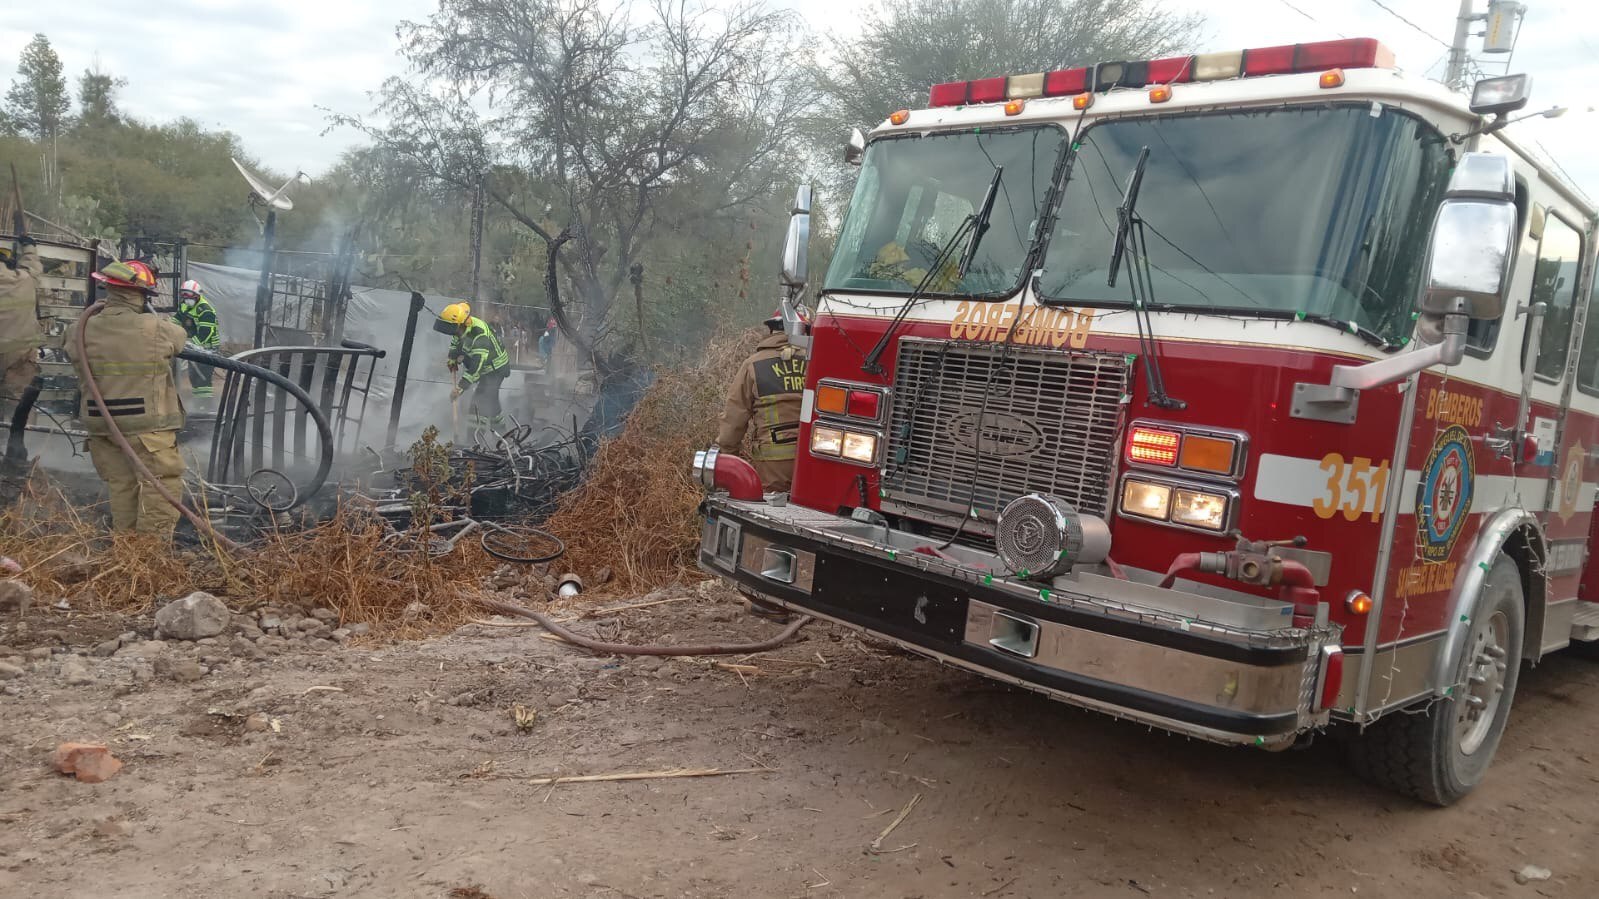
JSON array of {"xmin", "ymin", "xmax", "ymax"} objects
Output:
[
  {"xmin": 1171, "ymin": 487, "xmax": 1230, "ymax": 531},
  {"xmin": 811, "ymin": 426, "xmax": 844, "ymax": 458},
  {"xmin": 1121, "ymin": 479, "xmax": 1173, "ymax": 520},
  {"xmin": 842, "ymin": 431, "xmax": 878, "ymax": 464}
]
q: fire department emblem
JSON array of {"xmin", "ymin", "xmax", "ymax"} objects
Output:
[
  {"xmin": 1558, "ymin": 441, "xmax": 1585, "ymax": 522},
  {"xmin": 1417, "ymin": 425, "xmax": 1474, "ymax": 562}
]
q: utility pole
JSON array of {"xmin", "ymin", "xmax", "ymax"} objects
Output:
[
  {"xmin": 1445, "ymin": 0, "xmax": 1479, "ymax": 91},
  {"xmin": 468, "ymin": 175, "xmax": 486, "ymax": 304},
  {"xmin": 1449, "ymin": 1, "xmax": 1528, "ymax": 91}
]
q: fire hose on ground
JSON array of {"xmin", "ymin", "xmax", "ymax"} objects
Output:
[
  {"xmin": 472, "ymin": 594, "xmax": 812, "ymax": 657},
  {"xmin": 74, "ymin": 301, "xmax": 336, "ymax": 552}
]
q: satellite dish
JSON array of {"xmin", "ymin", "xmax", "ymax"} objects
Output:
[{"xmin": 231, "ymin": 157, "xmax": 308, "ymax": 212}]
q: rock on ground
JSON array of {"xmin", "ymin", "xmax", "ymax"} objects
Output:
[
  {"xmin": 50, "ymin": 742, "xmax": 123, "ymax": 783},
  {"xmin": 154, "ymin": 592, "xmax": 230, "ymax": 641},
  {"xmin": 1514, "ymin": 865, "xmax": 1552, "ymax": 885},
  {"xmin": 0, "ymin": 578, "xmax": 33, "ymax": 615}
]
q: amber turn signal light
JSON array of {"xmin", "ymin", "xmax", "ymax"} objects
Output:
[
  {"xmin": 889, "ymin": 109, "xmax": 910, "ymax": 125},
  {"xmin": 815, "ymin": 384, "xmax": 849, "ymax": 416},
  {"xmin": 1178, "ymin": 433, "xmax": 1238, "ymax": 476},
  {"xmin": 1347, "ymin": 592, "xmax": 1374, "ymax": 615}
]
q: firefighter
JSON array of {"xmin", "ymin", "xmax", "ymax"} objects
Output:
[
  {"xmin": 539, "ymin": 316, "xmax": 558, "ymax": 367},
  {"xmin": 716, "ymin": 310, "xmax": 808, "ymax": 493},
  {"xmin": 173, "ymin": 279, "xmax": 221, "ymax": 400},
  {"xmin": 69, "ymin": 260, "xmax": 189, "ymax": 538},
  {"xmin": 434, "ymin": 302, "xmax": 510, "ymax": 437},
  {"xmin": 1, "ymin": 211, "xmax": 44, "ymax": 462}
]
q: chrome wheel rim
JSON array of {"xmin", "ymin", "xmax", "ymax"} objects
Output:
[{"xmin": 1455, "ymin": 609, "xmax": 1509, "ymax": 756}]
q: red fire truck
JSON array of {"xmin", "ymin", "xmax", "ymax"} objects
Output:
[{"xmin": 692, "ymin": 37, "xmax": 1597, "ymax": 805}]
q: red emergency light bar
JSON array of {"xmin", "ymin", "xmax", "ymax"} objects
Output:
[{"xmin": 927, "ymin": 37, "xmax": 1393, "ymax": 109}]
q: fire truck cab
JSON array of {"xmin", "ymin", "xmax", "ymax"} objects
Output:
[{"xmin": 694, "ymin": 38, "xmax": 1598, "ymax": 805}]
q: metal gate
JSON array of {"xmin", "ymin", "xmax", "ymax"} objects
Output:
[{"xmin": 207, "ymin": 342, "xmax": 385, "ymax": 484}]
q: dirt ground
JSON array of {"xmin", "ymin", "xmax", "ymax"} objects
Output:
[{"xmin": 1, "ymin": 583, "xmax": 1595, "ymax": 899}]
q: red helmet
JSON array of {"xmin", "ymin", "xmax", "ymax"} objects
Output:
[
  {"xmin": 92, "ymin": 259, "xmax": 159, "ymax": 295},
  {"xmin": 765, "ymin": 306, "xmax": 810, "ymax": 331}
]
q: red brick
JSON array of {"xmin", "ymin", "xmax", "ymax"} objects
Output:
[{"xmin": 50, "ymin": 742, "xmax": 123, "ymax": 783}]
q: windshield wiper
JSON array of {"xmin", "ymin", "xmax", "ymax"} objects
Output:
[
  {"xmin": 862, "ymin": 165, "xmax": 1003, "ymax": 375},
  {"xmin": 1107, "ymin": 146, "xmax": 1185, "ymax": 411},
  {"xmin": 958, "ymin": 165, "xmax": 1003, "ymax": 279}
]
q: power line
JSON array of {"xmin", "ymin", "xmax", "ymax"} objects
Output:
[
  {"xmin": 1274, "ymin": 0, "xmax": 1320, "ymax": 25},
  {"xmin": 1366, "ymin": 0, "xmax": 1453, "ymax": 50},
  {"xmin": 1275, "ymin": 0, "xmax": 1351, "ymax": 37}
]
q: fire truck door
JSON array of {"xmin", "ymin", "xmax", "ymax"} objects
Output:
[{"xmin": 1528, "ymin": 211, "xmax": 1598, "ymax": 648}]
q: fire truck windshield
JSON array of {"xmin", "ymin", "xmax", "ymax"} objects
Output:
[
  {"xmin": 1037, "ymin": 105, "xmax": 1452, "ymax": 345},
  {"xmin": 823, "ymin": 125, "xmax": 1066, "ymax": 298}
]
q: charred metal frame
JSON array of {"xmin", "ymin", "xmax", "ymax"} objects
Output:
[{"xmin": 207, "ymin": 343, "xmax": 385, "ymax": 486}]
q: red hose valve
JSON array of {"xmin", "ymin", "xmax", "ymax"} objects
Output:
[{"xmin": 692, "ymin": 445, "xmax": 764, "ymax": 501}]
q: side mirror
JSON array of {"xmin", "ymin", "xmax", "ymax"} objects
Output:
[
  {"xmin": 844, "ymin": 128, "xmax": 866, "ymax": 167},
  {"xmin": 1470, "ymin": 73, "xmax": 1531, "ymax": 116},
  {"xmin": 1418, "ymin": 152, "xmax": 1518, "ymax": 320},
  {"xmin": 781, "ymin": 208, "xmax": 810, "ymax": 289}
]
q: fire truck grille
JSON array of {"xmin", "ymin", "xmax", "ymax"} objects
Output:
[{"xmin": 882, "ymin": 337, "xmax": 1131, "ymax": 529}]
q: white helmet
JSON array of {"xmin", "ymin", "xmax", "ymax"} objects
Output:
[{"xmin": 180, "ymin": 279, "xmax": 202, "ymax": 299}]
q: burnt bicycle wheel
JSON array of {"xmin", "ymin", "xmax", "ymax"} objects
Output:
[{"xmin": 480, "ymin": 524, "xmax": 565, "ymax": 564}]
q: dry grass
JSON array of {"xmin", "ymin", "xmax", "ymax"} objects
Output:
[
  {"xmin": 0, "ymin": 469, "xmax": 501, "ymax": 634},
  {"xmin": 0, "ymin": 473, "xmax": 205, "ymax": 613},
  {"xmin": 0, "ymin": 328, "xmax": 763, "ymax": 626},
  {"xmin": 543, "ymin": 329, "xmax": 758, "ymax": 594}
]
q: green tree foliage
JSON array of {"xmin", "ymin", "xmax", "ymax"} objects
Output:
[
  {"xmin": 76, "ymin": 64, "xmax": 126, "ymax": 128},
  {"xmin": 4, "ymin": 34, "xmax": 70, "ymax": 142}
]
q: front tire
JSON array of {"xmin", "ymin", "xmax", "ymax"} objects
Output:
[{"xmin": 1345, "ymin": 554, "xmax": 1524, "ymax": 806}]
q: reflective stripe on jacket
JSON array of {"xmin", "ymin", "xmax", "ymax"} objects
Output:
[
  {"xmin": 69, "ymin": 286, "xmax": 189, "ymax": 435},
  {"xmin": 716, "ymin": 332, "xmax": 807, "ymax": 462},
  {"xmin": 175, "ymin": 295, "xmax": 221, "ymax": 348},
  {"xmin": 450, "ymin": 317, "xmax": 510, "ymax": 385}
]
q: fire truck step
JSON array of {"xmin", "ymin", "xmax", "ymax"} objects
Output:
[{"xmin": 1570, "ymin": 603, "xmax": 1599, "ymax": 642}]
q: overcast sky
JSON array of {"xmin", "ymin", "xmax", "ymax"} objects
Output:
[{"xmin": 3, "ymin": 0, "xmax": 1595, "ymax": 197}]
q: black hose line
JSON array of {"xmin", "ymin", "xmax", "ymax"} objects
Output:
[
  {"xmin": 178, "ymin": 346, "xmax": 334, "ymax": 509},
  {"xmin": 5, "ymin": 375, "xmax": 42, "ymax": 462}
]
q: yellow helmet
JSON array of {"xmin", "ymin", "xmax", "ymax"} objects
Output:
[{"xmin": 433, "ymin": 302, "xmax": 472, "ymax": 335}]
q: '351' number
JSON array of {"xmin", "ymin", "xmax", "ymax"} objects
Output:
[{"xmin": 1312, "ymin": 454, "xmax": 1391, "ymax": 522}]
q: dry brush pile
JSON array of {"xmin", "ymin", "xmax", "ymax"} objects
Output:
[
  {"xmin": 543, "ymin": 329, "xmax": 756, "ymax": 593},
  {"xmin": 0, "ymin": 328, "xmax": 761, "ymax": 631}
]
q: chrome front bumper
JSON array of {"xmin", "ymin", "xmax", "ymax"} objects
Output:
[{"xmin": 699, "ymin": 497, "xmax": 1341, "ymax": 747}]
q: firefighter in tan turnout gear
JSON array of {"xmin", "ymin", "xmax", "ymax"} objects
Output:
[
  {"xmin": 716, "ymin": 310, "xmax": 807, "ymax": 492},
  {"xmin": 2, "ymin": 209, "xmax": 44, "ymax": 462},
  {"xmin": 69, "ymin": 260, "xmax": 190, "ymax": 537}
]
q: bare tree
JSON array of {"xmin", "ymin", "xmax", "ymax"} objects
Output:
[{"xmin": 332, "ymin": 0, "xmax": 814, "ymax": 358}]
